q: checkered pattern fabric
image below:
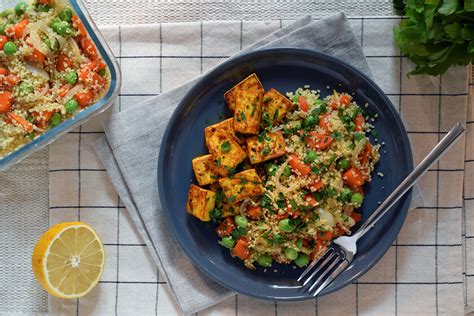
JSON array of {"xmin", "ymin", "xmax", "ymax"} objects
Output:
[{"xmin": 48, "ymin": 19, "xmax": 470, "ymax": 315}]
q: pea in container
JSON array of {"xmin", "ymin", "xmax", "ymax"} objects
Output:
[{"xmin": 0, "ymin": 0, "xmax": 121, "ymax": 170}]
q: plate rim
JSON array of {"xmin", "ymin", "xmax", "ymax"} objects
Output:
[{"xmin": 158, "ymin": 47, "xmax": 413, "ymax": 300}]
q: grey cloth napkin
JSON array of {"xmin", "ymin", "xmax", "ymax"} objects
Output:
[{"xmin": 94, "ymin": 13, "xmax": 371, "ymax": 315}]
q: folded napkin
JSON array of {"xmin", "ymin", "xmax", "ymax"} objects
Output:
[{"xmin": 94, "ymin": 13, "xmax": 376, "ymax": 314}]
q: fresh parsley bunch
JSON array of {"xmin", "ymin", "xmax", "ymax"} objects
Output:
[{"xmin": 393, "ymin": 0, "xmax": 474, "ymax": 75}]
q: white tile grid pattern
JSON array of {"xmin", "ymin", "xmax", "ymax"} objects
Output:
[{"xmin": 48, "ymin": 18, "xmax": 469, "ymax": 315}]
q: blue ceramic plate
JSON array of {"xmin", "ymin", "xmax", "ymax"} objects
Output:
[{"xmin": 158, "ymin": 48, "xmax": 413, "ymax": 300}]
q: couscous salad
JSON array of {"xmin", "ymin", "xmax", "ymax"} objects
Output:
[
  {"xmin": 186, "ymin": 73, "xmax": 380, "ymax": 269},
  {"xmin": 0, "ymin": 0, "xmax": 110, "ymax": 158}
]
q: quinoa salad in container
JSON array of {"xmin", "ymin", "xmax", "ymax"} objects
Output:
[
  {"xmin": 0, "ymin": 0, "xmax": 110, "ymax": 158},
  {"xmin": 186, "ymin": 73, "xmax": 380, "ymax": 270}
]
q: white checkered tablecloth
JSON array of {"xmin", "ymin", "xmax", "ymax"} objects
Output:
[{"xmin": 46, "ymin": 17, "xmax": 471, "ymax": 315}]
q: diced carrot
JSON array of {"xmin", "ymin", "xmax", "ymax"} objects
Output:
[
  {"xmin": 318, "ymin": 113, "xmax": 331, "ymax": 134},
  {"xmin": 57, "ymin": 84, "xmax": 70, "ymax": 98},
  {"xmin": 6, "ymin": 74, "xmax": 20, "ymax": 87},
  {"xmin": 81, "ymin": 38, "xmax": 98, "ymax": 60},
  {"xmin": 0, "ymin": 68, "xmax": 8, "ymax": 76},
  {"xmin": 339, "ymin": 94, "xmax": 352, "ymax": 106},
  {"xmin": 355, "ymin": 113, "xmax": 365, "ymax": 132},
  {"xmin": 74, "ymin": 90, "xmax": 94, "ymax": 108},
  {"xmin": 215, "ymin": 217, "xmax": 235, "ymax": 237},
  {"xmin": 246, "ymin": 205, "xmax": 261, "ymax": 220},
  {"xmin": 318, "ymin": 230, "xmax": 333, "ymax": 241},
  {"xmin": 306, "ymin": 131, "xmax": 333, "ymax": 150},
  {"xmin": 7, "ymin": 112, "xmax": 33, "ymax": 133},
  {"xmin": 232, "ymin": 237, "xmax": 250, "ymax": 260},
  {"xmin": 0, "ymin": 36, "xmax": 7, "ymax": 50},
  {"xmin": 38, "ymin": 0, "xmax": 51, "ymax": 4},
  {"xmin": 351, "ymin": 211, "xmax": 362, "ymax": 223},
  {"xmin": 308, "ymin": 178, "xmax": 324, "ymax": 192},
  {"xmin": 7, "ymin": 19, "xmax": 29, "ymax": 39},
  {"xmin": 0, "ymin": 91, "xmax": 12, "ymax": 112},
  {"xmin": 343, "ymin": 167, "xmax": 365, "ymax": 187},
  {"xmin": 329, "ymin": 101, "xmax": 338, "ymax": 110},
  {"xmin": 56, "ymin": 54, "xmax": 73, "ymax": 72},
  {"xmin": 275, "ymin": 212, "xmax": 289, "ymax": 220},
  {"xmin": 27, "ymin": 49, "xmax": 46, "ymax": 64},
  {"xmin": 72, "ymin": 16, "xmax": 87, "ymax": 38},
  {"xmin": 298, "ymin": 96, "xmax": 308, "ymax": 112},
  {"xmin": 288, "ymin": 154, "xmax": 311, "ymax": 176},
  {"xmin": 310, "ymin": 240, "xmax": 324, "ymax": 261},
  {"xmin": 32, "ymin": 110, "xmax": 53, "ymax": 129},
  {"xmin": 304, "ymin": 194, "xmax": 317, "ymax": 207}
]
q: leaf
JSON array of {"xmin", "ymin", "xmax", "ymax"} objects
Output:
[
  {"xmin": 393, "ymin": 0, "xmax": 406, "ymax": 15},
  {"xmin": 465, "ymin": 0, "xmax": 474, "ymax": 12},
  {"xmin": 406, "ymin": 0, "xmax": 425, "ymax": 13},
  {"xmin": 444, "ymin": 22, "xmax": 462, "ymax": 41},
  {"xmin": 438, "ymin": 0, "xmax": 459, "ymax": 15},
  {"xmin": 469, "ymin": 41, "xmax": 474, "ymax": 53},
  {"xmin": 462, "ymin": 25, "xmax": 474, "ymax": 39}
]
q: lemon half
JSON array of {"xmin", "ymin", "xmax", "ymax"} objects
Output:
[{"xmin": 32, "ymin": 222, "xmax": 106, "ymax": 299}]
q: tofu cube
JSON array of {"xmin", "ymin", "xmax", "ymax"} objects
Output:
[
  {"xmin": 205, "ymin": 128, "xmax": 247, "ymax": 176},
  {"xmin": 218, "ymin": 169, "xmax": 265, "ymax": 202},
  {"xmin": 186, "ymin": 184, "xmax": 216, "ymax": 221},
  {"xmin": 205, "ymin": 118, "xmax": 245, "ymax": 144},
  {"xmin": 224, "ymin": 73, "xmax": 265, "ymax": 135},
  {"xmin": 192, "ymin": 154, "xmax": 220, "ymax": 186},
  {"xmin": 261, "ymin": 88, "xmax": 294, "ymax": 127},
  {"xmin": 246, "ymin": 131, "xmax": 286, "ymax": 164}
]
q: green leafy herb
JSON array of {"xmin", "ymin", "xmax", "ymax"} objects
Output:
[
  {"xmin": 221, "ymin": 141, "xmax": 231, "ymax": 153},
  {"xmin": 394, "ymin": 0, "xmax": 474, "ymax": 75}
]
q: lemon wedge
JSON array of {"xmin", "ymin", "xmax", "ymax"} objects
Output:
[{"xmin": 32, "ymin": 222, "xmax": 106, "ymax": 299}]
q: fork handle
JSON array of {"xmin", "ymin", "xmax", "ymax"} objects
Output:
[{"xmin": 353, "ymin": 123, "xmax": 465, "ymax": 240}]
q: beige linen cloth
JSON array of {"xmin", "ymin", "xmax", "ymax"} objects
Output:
[{"xmin": 45, "ymin": 14, "xmax": 471, "ymax": 316}]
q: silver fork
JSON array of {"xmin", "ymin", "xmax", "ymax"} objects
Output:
[{"xmin": 297, "ymin": 123, "xmax": 465, "ymax": 297}]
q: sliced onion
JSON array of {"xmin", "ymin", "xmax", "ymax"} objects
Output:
[
  {"xmin": 54, "ymin": 0, "xmax": 69, "ymax": 13},
  {"xmin": 25, "ymin": 62, "xmax": 50, "ymax": 81},
  {"xmin": 27, "ymin": 24, "xmax": 48, "ymax": 55},
  {"xmin": 64, "ymin": 84, "xmax": 84, "ymax": 100},
  {"xmin": 39, "ymin": 83, "xmax": 49, "ymax": 96},
  {"xmin": 351, "ymin": 137, "xmax": 367, "ymax": 166},
  {"xmin": 318, "ymin": 209, "xmax": 336, "ymax": 227},
  {"xmin": 67, "ymin": 37, "xmax": 87, "ymax": 63},
  {"xmin": 239, "ymin": 199, "xmax": 251, "ymax": 215}
]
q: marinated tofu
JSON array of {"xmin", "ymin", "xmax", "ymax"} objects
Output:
[
  {"xmin": 204, "ymin": 118, "xmax": 245, "ymax": 145},
  {"xmin": 205, "ymin": 128, "xmax": 247, "ymax": 176},
  {"xmin": 261, "ymin": 88, "xmax": 294, "ymax": 127},
  {"xmin": 186, "ymin": 184, "xmax": 216, "ymax": 221},
  {"xmin": 246, "ymin": 131, "xmax": 286, "ymax": 164},
  {"xmin": 218, "ymin": 169, "xmax": 265, "ymax": 202},
  {"xmin": 224, "ymin": 73, "xmax": 265, "ymax": 135},
  {"xmin": 192, "ymin": 154, "xmax": 220, "ymax": 186}
]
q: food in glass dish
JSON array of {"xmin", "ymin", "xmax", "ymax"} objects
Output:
[
  {"xmin": 186, "ymin": 73, "xmax": 380, "ymax": 269},
  {"xmin": 0, "ymin": 0, "xmax": 110, "ymax": 158}
]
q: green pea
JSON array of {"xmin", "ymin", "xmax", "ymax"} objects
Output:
[
  {"xmin": 36, "ymin": 4, "xmax": 51, "ymax": 12},
  {"xmin": 65, "ymin": 71, "xmax": 77, "ymax": 84},
  {"xmin": 65, "ymin": 99, "xmax": 78, "ymax": 113},
  {"xmin": 51, "ymin": 20, "xmax": 74, "ymax": 36},
  {"xmin": 1, "ymin": 9, "xmax": 13, "ymax": 18},
  {"xmin": 19, "ymin": 82, "xmax": 34, "ymax": 94},
  {"xmin": 304, "ymin": 150, "xmax": 317, "ymax": 164},
  {"xmin": 278, "ymin": 219, "xmax": 293, "ymax": 233},
  {"xmin": 3, "ymin": 42, "xmax": 17, "ymax": 55},
  {"xmin": 282, "ymin": 165, "xmax": 292, "ymax": 177},
  {"xmin": 256, "ymin": 254, "xmax": 272, "ymax": 267},
  {"xmin": 265, "ymin": 163, "xmax": 278, "ymax": 176},
  {"xmin": 339, "ymin": 188, "xmax": 353, "ymax": 203},
  {"xmin": 98, "ymin": 68, "xmax": 106, "ymax": 76},
  {"xmin": 336, "ymin": 158, "xmax": 350, "ymax": 170},
  {"xmin": 354, "ymin": 132, "xmax": 365, "ymax": 141},
  {"xmin": 284, "ymin": 248, "xmax": 298, "ymax": 260},
  {"xmin": 351, "ymin": 192, "xmax": 364, "ymax": 206},
  {"xmin": 220, "ymin": 236, "xmax": 235, "ymax": 249},
  {"xmin": 294, "ymin": 253, "xmax": 310, "ymax": 267},
  {"xmin": 235, "ymin": 215, "xmax": 248, "ymax": 228},
  {"xmin": 50, "ymin": 113, "xmax": 62, "ymax": 127},
  {"xmin": 59, "ymin": 7, "xmax": 74, "ymax": 22},
  {"xmin": 303, "ymin": 115, "xmax": 316, "ymax": 128},
  {"xmin": 44, "ymin": 37, "xmax": 59, "ymax": 51},
  {"xmin": 15, "ymin": 2, "xmax": 28, "ymax": 16}
]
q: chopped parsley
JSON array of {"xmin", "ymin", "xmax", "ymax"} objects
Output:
[
  {"xmin": 220, "ymin": 141, "xmax": 231, "ymax": 153},
  {"xmin": 261, "ymin": 146, "xmax": 271, "ymax": 156}
]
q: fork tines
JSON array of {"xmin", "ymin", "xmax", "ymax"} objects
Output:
[{"xmin": 297, "ymin": 246, "xmax": 347, "ymax": 297}]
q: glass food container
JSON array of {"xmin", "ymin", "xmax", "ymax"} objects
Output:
[{"xmin": 0, "ymin": 0, "xmax": 121, "ymax": 170}]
